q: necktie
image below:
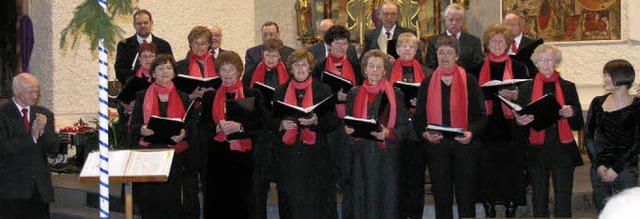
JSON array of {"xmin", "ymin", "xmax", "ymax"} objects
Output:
[
  {"xmin": 212, "ymin": 50, "xmax": 216, "ymax": 58},
  {"xmin": 385, "ymin": 31, "xmax": 391, "ymax": 39},
  {"xmin": 22, "ymin": 108, "xmax": 30, "ymax": 133},
  {"xmin": 511, "ymin": 42, "xmax": 518, "ymax": 54}
]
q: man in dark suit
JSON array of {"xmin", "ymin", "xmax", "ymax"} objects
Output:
[
  {"xmin": 362, "ymin": 0, "xmax": 422, "ymax": 62},
  {"xmin": 504, "ymin": 11, "xmax": 539, "ymax": 75},
  {"xmin": 208, "ymin": 25, "xmax": 225, "ymax": 59},
  {"xmin": 244, "ymin": 21, "xmax": 295, "ymax": 79},
  {"xmin": 307, "ymin": 19, "xmax": 358, "ymax": 65},
  {"xmin": 115, "ymin": 9, "xmax": 173, "ymax": 83},
  {"xmin": 426, "ymin": 3, "xmax": 483, "ymax": 72},
  {"xmin": 0, "ymin": 73, "xmax": 60, "ymax": 219}
]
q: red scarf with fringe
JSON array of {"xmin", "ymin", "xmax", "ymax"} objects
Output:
[
  {"xmin": 427, "ymin": 65, "xmax": 468, "ymax": 144},
  {"xmin": 250, "ymin": 60, "xmax": 289, "ymax": 88},
  {"xmin": 139, "ymin": 82, "xmax": 188, "ymax": 153},
  {"xmin": 479, "ymin": 53, "xmax": 514, "ymax": 119},
  {"xmin": 282, "ymin": 77, "xmax": 316, "ymax": 145},
  {"xmin": 529, "ymin": 71, "xmax": 574, "ymax": 145},
  {"xmin": 352, "ymin": 79, "xmax": 397, "ymax": 148},
  {"xmin": 188, "ymin": 51, "xmax": 217, "ymax": 78},
  {"xmin": 212, "ymin": 80, "xmax": 252, "ymax": 152}
]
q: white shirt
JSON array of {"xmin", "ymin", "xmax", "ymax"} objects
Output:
[
  {"xmin": 446, "ymin": 30, "xmax": 461, "ymax": 40},
  {"xmin": 509, "ymin": 33, "xmax": 524, "ymax": 55},
  {"xmin": 136, "ymin": 34, "xmax": 154, "ymax": 44}
]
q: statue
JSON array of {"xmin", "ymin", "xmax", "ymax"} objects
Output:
[{"xmin": 295, "ymin": 0, "xmax": 314, "ymax": 37}]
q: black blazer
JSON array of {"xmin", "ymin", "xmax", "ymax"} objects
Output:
[
  {"xmin": 244, "ymin": 44, "xmax": 296, "ymax": 82},
  {"xmin": 115, "ymin": 34, "xmax": 173, "ymax": 83},
  {"xmin": 307, "ymin": 43, "xmax": 359, "ymax": 67},
  {"xmin": 345, "ymin": 86, "xmax": 409, "ymax": 143},
  {"xmin": 518, "ymin": 36, "xmax": 535, "ymax": 53},
  {"xmin": 426, "ymin": 31, "xmax": 484, "ymax": 73},
  {"xmin": 0, "ymin": 101, "xmax": 60, "ymax": 202},
  {"xmin": 363, "ymin": 26, "xmax": 423, "ymax": 63}
]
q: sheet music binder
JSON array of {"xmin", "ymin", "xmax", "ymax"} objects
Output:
[
  {"xmin": 497, "ymin": 93, "xmax": 562, "ymax": 131},
  {"xmin": 321, "ymin": 71, "xmax": 354, "ymax": 93},
  {"xmin": 343, "ymin": 116, "xmax": 382, "ymax": 142},
  {"xmin": 173, "ymin": 74, "xmax": 221, "ymax": 93}
]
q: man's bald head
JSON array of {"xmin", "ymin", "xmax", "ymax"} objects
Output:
[
  {"xmin": 318, "ymin": 19, "xmax": 335, "ymax": 37},
  {"xmin": 12, "ymin": 73, "xmax": 40, "ymax": 107},
  {"xmin": 207, "ymin": 25, "xmax": 222, "ymax": 50}
]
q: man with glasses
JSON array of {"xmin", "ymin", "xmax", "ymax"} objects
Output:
[
  {"xmin": 115, "ymin": 9, "xmax": 173, "ymax": 83},
  {"xmin": 426, "ymin": 3, "xmax": 483, "ymax": 72},
  {"xmin": 307, "ymin": 19, "xmax": 358, "ymax": 66},
  {"xmin": 208, "ymin": 25, "xmax": 224, "ymax": 60},
  {"xmin": 244, "ymin": 21, "xmax": 295, "ymax": 80},
  {"xmin": 362, "ymin": 0, "xmax": 422, "ymax": 62}
]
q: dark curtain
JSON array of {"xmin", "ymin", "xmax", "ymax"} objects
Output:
[{"xmin": 0, "ymin": 0, "xmax": 18, "ymax": 98}]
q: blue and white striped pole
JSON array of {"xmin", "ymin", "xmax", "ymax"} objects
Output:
[{"xmin": 97, "ymin": 0, "xmax": 110, "ymax": 218}]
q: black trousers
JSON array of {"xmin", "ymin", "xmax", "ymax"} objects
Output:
[
  {"xmin": 528, "ymin": 166, "xmax": 575, "ymax": 218},
  {"xmin": 0, "ymin": 189, "xmax": 49, "ymax": 219},
  {"xmin": 590, "ymin": 165, "xmax": 638, "ymax": 211},
  {"xmin": 427, "ymin": 141, "xmax": 480, "ymax": 219},
  {"xmin": 398, "ymin": 139, "xmax": 428, "ymax": 219}
]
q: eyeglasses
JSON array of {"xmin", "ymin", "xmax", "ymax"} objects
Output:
[
  {"xmin": 192, "ymin": 41, "xmax": 210, "ymax": 47},
  {"xmin": 399, "ymin": 44, "xmax": 417, "ymax": 49},
  {"xmin": 264, "ymin": 54, "xmax": 281, "ymax": 59},
  {"xmin": 367, "ymin": 64, "xmax": 384, "ymax": 70},
  {"xmin": 155, "ymin": 66, "xmax": 174, "ymax": 72},
  {"xmin": 437, "ymin": 50, "xmax": 457, "ymax": 57},
  {"xmin": 293, "ymin": 63, "xmax": 309, "ymax": 69}
]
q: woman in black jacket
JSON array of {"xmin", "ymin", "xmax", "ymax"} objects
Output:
[{"xmin": 515, "ymin": 44, "xmax": 584, "ymax": 218}]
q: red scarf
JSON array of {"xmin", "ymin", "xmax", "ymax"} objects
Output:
[
  {"xmin": 529, "ymin": 71, "xmax": 574, "ymax": 145},
  {"xmin": 353, "ymin": 79, "xmax": 397, "ymax": 148},
  {"xmin": 325, "ymin": 53, "xmax": 356, "ymax": 118},
  {"xmin": 188, "ymin": 51, "xmax": 217, "ymax": 78},
  {"xmin": 250, "ymin": 60, "xmax": 289, "ymax": 88},
  {"xmin": 427, "ymin": 65, "xmax": 468, "ymax": 144},
  {"xmin": 282, "ymin": 78, "xmax": 316, "ymax": 145},
  {"xmin": 212, "ymin": 80, "xmax": 252, "ymax": 152},
  {"xmin": 479, "ymin": 53, "xmax": 514, "ymax": 119},
  {"xmin": 135, "ymin": 67, "xmax": 153, "ymax": 82},
  {"xmin": 139, "ymin": 82, "xmax": 188, "ymax": 153},
  {"xmin": 389, "ymin": 59, "xmax": 425, "ymax": 84}
]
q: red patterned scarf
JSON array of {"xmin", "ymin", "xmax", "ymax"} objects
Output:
[
  {"xmin": 426, "ymin": 65, "xmax": 468, "ymax": 144},
  {"xmin": 212, "ymin": 80, "xmax": 252, "ymax": 152},
  {"xmin": 389, "ymin": 58, "xmax": 425, "ymax": 84},
  {"xmin": 139, "ymin": 82, "xmax": 188, "ymax": 152},
  {"xmin": 282, "ymin": 77, "xmax": 316, "ymax": 145},
  {"xmin": 353, "ymin": 79, "xmax": 397, "ymax": 148},
  {"xmin": 250, "ymin": 60, "xmax": 289, "ymax": 88},
  {"xmin": 529, "ymin": 71, "xmax": 574, "ymax": 145},
  {"xmin": 479, "ymin": 53, "xmax": 514, "ymax": 119},
  {"xmin": 188, "ymin": 51, "xmax": 217, "ymax": 78}
]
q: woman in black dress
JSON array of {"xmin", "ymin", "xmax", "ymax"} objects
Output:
[
  {"xmin": 203, "ymin": 51, "xmax": 264, "ymax": 218},
  {"xmin": 515, "ymin": 44, "xmax": 584, "ymax": 218},
  {"xmin": 473, "ymin": 23, "xmax": 529, "ymax": 217},
  {"xmin": 390, "ymin": 32, "xmax": 431, "ymax": 219},
  {"xmin": 130, "ymin": 54, "xmax": 191, "ymax": 218},
  {"xmin": 344, "ymin": 49, "xmax": 408, "ymax": 218},
  {"xmin": 585, "ymin": 59, "xmax": 639, "ymax": 212},
  {"xmin": 413, "ymin": 36, "xmax": 487, "ymax": 219},
  {"xmin": 271, "ymin": 49, "xmax": 338, "ymax": 219}
]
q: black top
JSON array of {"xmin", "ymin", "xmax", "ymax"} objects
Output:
[
  {"xmin": 345, "ymin": 86, "xmax": 409, "ymax": 142},
  {"xmin": 413, "ymin": 73, "xmax": 487, "ymax": 144},
  {"xmin": 270, "ymin": 79, "xmax": 338, "ymax": 139},
  {"xmin": 242, "ymin": 66, "xmax": 283, "ymax": 88},
  {"xmin": 516, "ymin": 75, "xmax": 584, "ymax": 167},
  {"xmin": 362, "ymin": 25, "xmax": 423, "ymax": 63},
  {"xmin": 244, "ymin": 44, "xmax": 295, "ymax": 82},
  {"xmin": 312, "ymin": 56, "xmax": 364, "ymax": 87},
  {"xmin": 115, "ymin": 34, "xmax": 173, "ymax": 83},
  {"xmin": 130, "ymin": 88, "xmax": 193, "ymax": 151},
  {"xmin": 585, "ymin": 94, "xmax": 640, "ymax": 172},
  {"xmin": 470, "ymin": 58, "xmax": 529, "ymax": 141}
]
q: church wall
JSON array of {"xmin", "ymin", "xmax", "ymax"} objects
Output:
[{"xmin": 28, "ymin": 0, "xmax": 640, "ymax": 127}]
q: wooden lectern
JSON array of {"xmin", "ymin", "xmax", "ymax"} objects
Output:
[{"xmin": 78, "ymin": 148, "xmax": 175, "ymax": 219}]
